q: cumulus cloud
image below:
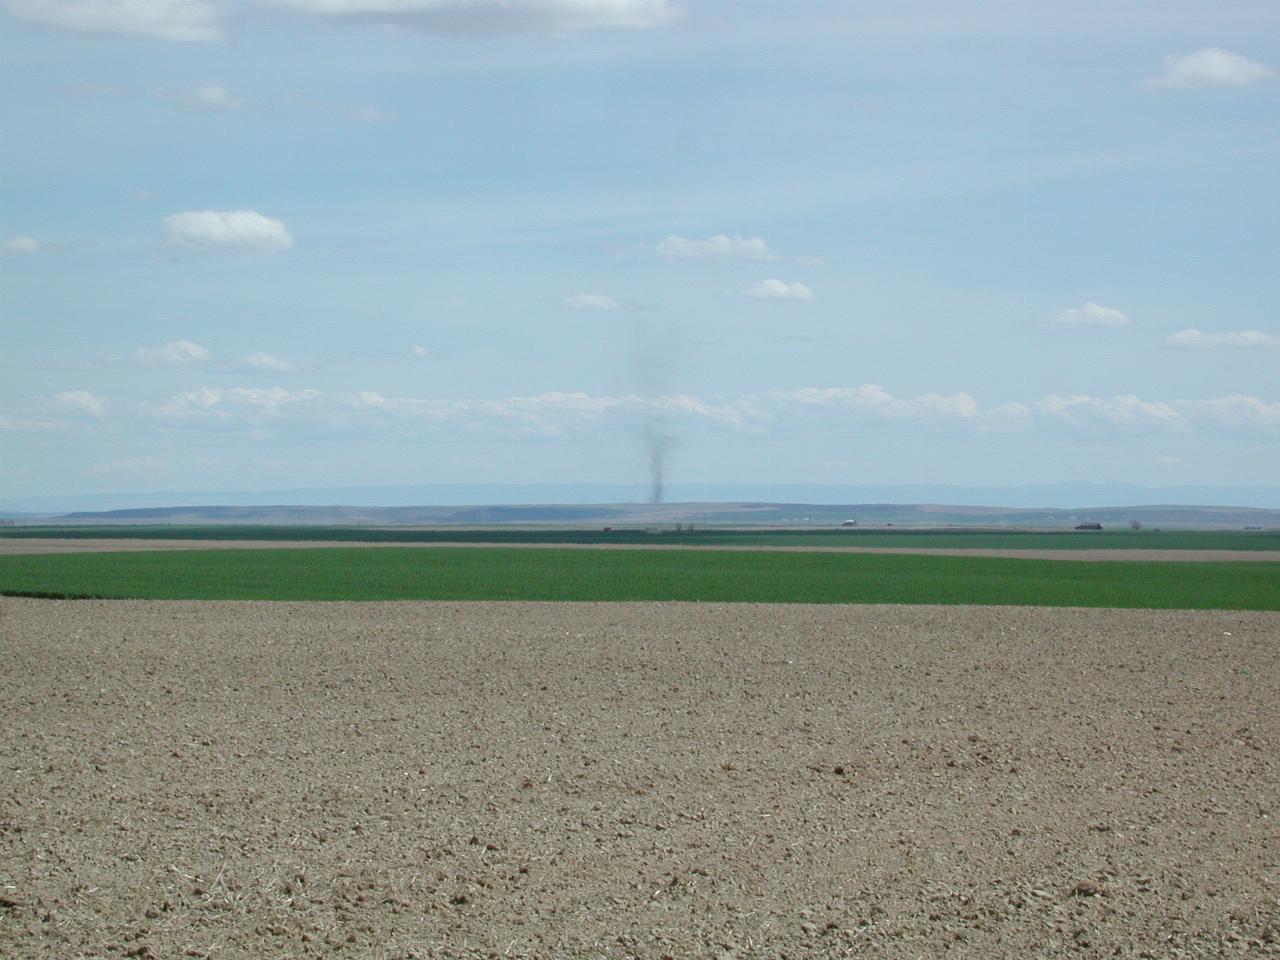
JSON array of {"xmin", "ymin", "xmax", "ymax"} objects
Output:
[
  {"xmin": 167, "ymin": 385, "xmax": 221, "ymax": 409},
  {"xmin": 351, "ymin": 391, "xmax": 489, "ymax": 428},
  {"xmin": 1052, "ymin": 302, "xmax": 1130, "ymax": 327},
  {"xmin": 224, "ymin": 386, "xmax": 318, "ymax": 409},
  {"xmin": 266, "ymin": 0, "xmax": 682, "ymax": 34},
  {"xmin": 761, "ymin": 385, "xmax": 1280, "ymax": 433},
  {"xmin": 4, "ymin": 235, "xmax": 42, "ymax": 254},
  {"xmin": 1024, "ymin": 392, "xmax": 1278, "ymax": 432},
  {"xmin": 657, "ymin": 234, "xmax": 776, "ymax": 260},
  {"xmin": 1194, "ymin": 394, "xmax": 1280, "ymax": 429},
  {"xmin": 151, "ymin": 385, "xmax": 320, "ymax": 421},
  {"xmin": 350, "ymin": 105, "xmax": 394, "ymax": 122},
  {"xmin": 768, "ymin": 385, "xmax": 980, "ymax": 423},
  {"xmin": 1166, "ymin": 328, "xmax": 1280, "ymax": 349},
  {"xmin": 347, "ymin": 389, "xmax": 750, "ymax": 438},
  {"xmin": 1035, "ymin": 393, "xmax": 1185, "ymax": 429},
  {"xmin": 743, "ymin": 279, "xmax": 815, "ymax": 301},
  {"xmin": 1145, "ymin": 48, "xmax": 1276, "ymax": 89},
  {"xmin": 562, "ymin": 291, "xmax": 620, "ymax": 310},
  {"xmin": 114, "ymin": 380, "xmax": 1280, "ymax": 439},
  {"xmin": 476, "ymin": 391, "xmax": 630, "ymax": 435},
  {"xmin": 649, "ymin": 393, "xmax": 757, "ymax": 430},
  {"xmin": 0, "ymin": 412, "xmax": 63, "ymax": 432},
  {"xmin": 351, "ymin": 385, "xmax": 989, "ymax": 437},
  {"xmin": 183, "ymin": 82, "xmax": 245, "ymax": 110},
  {"xmin": 241, "ymin": 352, "xmax": 297, "ymax": 373},
  {"xmin": 164, "ymin": 209, "xmax": 294, "ymax": 252},
  {"xmin": 3, "ymin": 0, "xmax": 224, "ymax": 41},
  {"xmin": 135, "ymin": 339, "xmax": 211, "ymax": 364},
  {"xmin": 54, "ymin": 389, "xmax": 106, "ymax": 418},
  {"xmin": 410, "ymin": 345, "xmax": 430, "ymax": 357}
]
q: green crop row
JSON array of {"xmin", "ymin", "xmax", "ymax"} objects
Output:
[{"xmin": 0, "ymin": 547, "xmax": 1276, "ymax": 609}]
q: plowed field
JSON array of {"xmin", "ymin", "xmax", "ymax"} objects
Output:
[{"xmin": 2, "ymin": 599, "xmax": 1277, "ymax": 958}]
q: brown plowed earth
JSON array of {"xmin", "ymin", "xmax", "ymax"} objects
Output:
[
  {"xmin": 1, "ymin": 537, "xmax": 1277, "ymax": 562},
  {"xmin": 1, "ymin": 599, "xmax": 1278, "ymax": 958}
]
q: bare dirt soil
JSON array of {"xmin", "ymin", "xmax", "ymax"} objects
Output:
[
  {"xmin": 1, "ymin": 537, "xmax": 1277, "ymax": 562},
  {"xmin": 1, "ymin": 599, "xmax": 1277, "ymax": 959}
]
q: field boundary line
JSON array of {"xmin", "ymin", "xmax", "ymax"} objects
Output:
[{"xmin": 1, "ymin": 537, "xmax": 1279, "ymax": 562}]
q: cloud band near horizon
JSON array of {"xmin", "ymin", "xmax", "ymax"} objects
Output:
[{"xmin": 8, "ymin": 383, "xmax": 1278, "ymax": 437}]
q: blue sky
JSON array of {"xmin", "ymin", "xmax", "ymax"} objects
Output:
[{"xmin": 2, "ymin": 0, "xmax": 1278, "ymax": 502}]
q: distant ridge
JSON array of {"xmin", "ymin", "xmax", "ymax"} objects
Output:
[
  {"xmin": 4, "ymin": 481, "xmax": 1280, "ymax": 515},
  {"xmin": 21, "ymin": 500, "xmax": 1280, "ymax": 530}
]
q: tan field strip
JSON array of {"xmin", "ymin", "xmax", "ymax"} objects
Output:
[
  {"xmin": 1, "ymin": 536, "xmax": 1278, "ymax": 562},
  {"xmin": 2, "ymin": 598, "xmax": 1277, "ymax": 958}
]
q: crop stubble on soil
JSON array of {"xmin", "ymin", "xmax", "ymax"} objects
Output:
[{"xmin": 1, "ymin": 600, "xmax": 1277, "ymax": 958}]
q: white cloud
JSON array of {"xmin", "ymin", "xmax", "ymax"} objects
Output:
[
  {"xmin": 768, "ymin": 385, "xmax": 980, "ymax": 423},
  {"xmin": 225, "ymin": 386, "xmax": 319, "ymax": 409},
  {"xmin": 184, "ymin": 82, "xmax": 245, "ymax": 110},
  {"xmin": 762, "ymin": 385, "xmax": 1280, "ymax": 434},
  {"xmin": 170, "ymin": 385, "xmax": 221, "ymax": 409},
  {"xmin": 775, "ymin": 386, "xmax": 1280, "ymax": 433},
  {"xmin": 1194, "ymin": 394, "xmax": 1280, "ymax": 429},
  {"xmin": 164, "ymin": 209, "xmax": 294, "ymax": 252},
  {"xmin": 991, "ymin": 401, "xmax": 1032, "ymax": 425},
  {"xmin": 1145, "ymin": 48, "xmax": 1276, "ymax": 89},
  {"xmin": 477, "ymin": 391, "xmax": 628, "ymax": 435},
  {"xmin": 650, "ymin": 393, "xmax": 756, "ymax": 430},
  {"xmin": 350, "ymin": 105, "xmax": 394, "ymax": 122},
  {"xmin": 410, "ymin": 345, "xmax": 430, "ymax": 357},
  {"xmin": 1052, "ymin": 302, "xmax": 1130, "ymax": 327},
  {"xmin": 657, "ymin": 234, "xmax": 776, "ymax": 260},
  {"xmin": 3, "ymin": 0, "xmax": 224, "ymax": 41},
  {"xmin": 54, "ymin": 390, "xmax": 106, "ymax": 418},
  {"xmin": 743, "ymin": 279, "xmax": 815, "ymax": 301},
  {"xmin": 1035, "ymin": 393, "xmax": 1186, "ymax": 429},
  {"xmin": 151, "ymin": 385, "xmax": 320, "ymax": 421},
  {"xmin": 349, "ymin": 391, "xmax": 469, "ymax": 424},
  {"xmin": 266, "ymin": 0, "xmax": 683, "ymax": 34},
  {"xmin": 347, "ymin": 388, "xmax": 753, "ymax": 438},
  {"xmin": 112, "ymin": 381, "xmax": 1280, "ymax": 440},
  {"xmin": 562, "ymin": 291, "xmax": 620, "ymax": 310},
  {"xmin": 1166, "ymin": 328, "xmax": 1280, "ymax": 350},
  {"xmin": 242, "ymin": 352, "xmax": 297, "ymax": 373},
  {"xmin": 0, "ymin": 413, "xmax": 63, "ymax": 432},
  {"xmin": 135, "ymin": 339, "xmax": 211, "ymax": 364},
  {"xmin": 4, "ymin": 235, "xmax": 42, "ymax": 254}
]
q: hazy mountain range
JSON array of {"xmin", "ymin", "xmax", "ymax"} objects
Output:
[{"xmin": 3, "ymin": 483, "xmax": 1278, "ymax": 529}]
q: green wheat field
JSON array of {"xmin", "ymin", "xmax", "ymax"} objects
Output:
[{"xmin": 1, "ymin": 546, "xmax": 1276, "ymax": 610}]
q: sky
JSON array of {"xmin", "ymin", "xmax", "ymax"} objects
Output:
[{"xmin": 2, "ymin": 0, "xmax": 1278, "ymax": 505}]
